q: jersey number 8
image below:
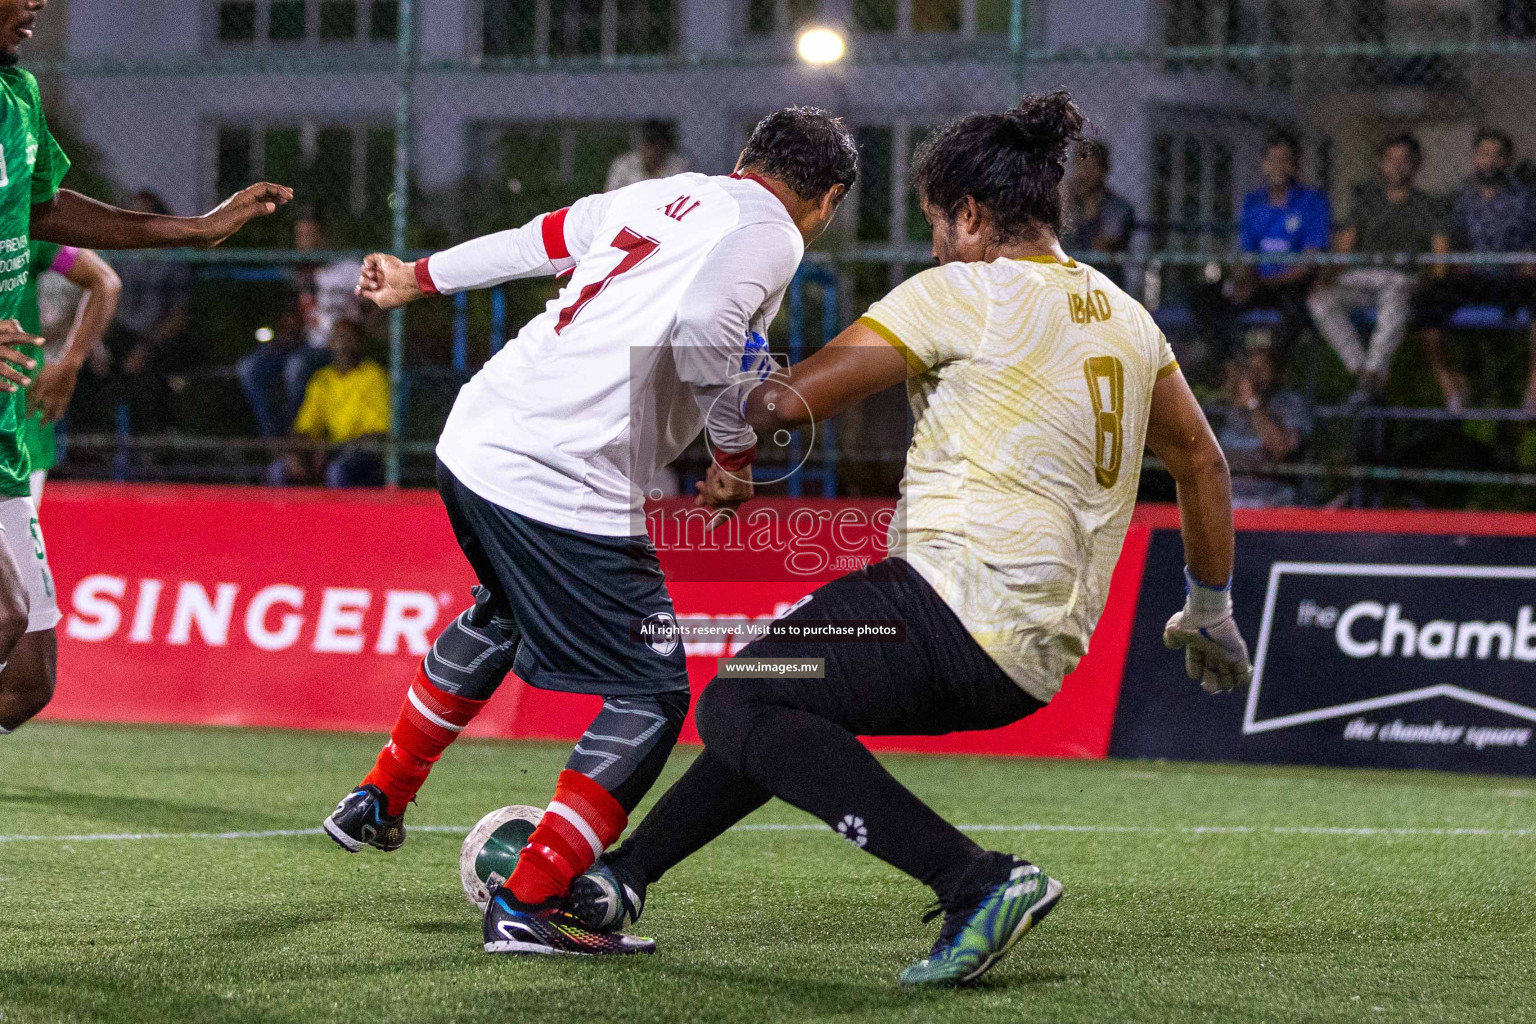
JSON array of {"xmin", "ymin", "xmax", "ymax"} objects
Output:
[{"xmin": 1083, "ymin": 356, "xmax": 1125, "ymax": 488}]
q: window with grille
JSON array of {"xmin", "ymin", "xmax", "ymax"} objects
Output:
[
  {"xmin": 1497, "ymin": 0, "xmax": 1536, "ymax": 37},
  {"xmin": 218, "ymin": 2, "xmax": 257, "ymax": 42},
  {"xmin": 214, "ymin": 1, "xmax": 398, "ymax": 45},
  {"xmin": 853, "ymin": 121, "xmax": 936, "ymax": 253},
  {"xmin": 851, "ymin": 0, "xmax": 1017, "ymax": 34},
  {"xmin": 747, "ymin": 0, "xmax": 822, "ymax": 35},
  {"xmin": 215, "ymin": 123, "xmax": 397, "ymax": 245},
  {"xmin": 1150, "ymin": 130, "xmax": 1238, "ymax": 253},
  {"xmin": 464, "ymin": 122, "xmax": 633, "ymax": 234},
  {"xmin": 483, "ymin": 0, "xmax": 675, "ymax": 57}
]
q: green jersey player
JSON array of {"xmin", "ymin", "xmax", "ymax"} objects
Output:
[
  {"xmin": 0, "ymin": 0, "xmax": 292, "ymax": 736},
  {"xmin": 17, "ymin": 239, "xmax": 121, "ymax": 503}
]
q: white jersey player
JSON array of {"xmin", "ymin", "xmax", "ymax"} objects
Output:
[
  {"xmin": 328, "ymin": 107, "xmax": 859, "ymax": 958},
  {"xmin": 429, "ymin": 167, "xmax": 797, "ymax": 534}
]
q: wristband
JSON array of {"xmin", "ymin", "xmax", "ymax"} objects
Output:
[
  {"xmin": 713, "ymin": 447, "xmax": 756, "ymax": 472},
  {"xmin": 413, "ymin": 257, "xmax": 440, "ymax": 297},
  {"xmin": 1184, "ymin": 566, "xmax": 1233, "ymax": 621}
]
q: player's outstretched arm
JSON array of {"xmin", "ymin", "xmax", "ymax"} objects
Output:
[
  {"xmin": 28, "ymin": 250, "xmax": 121, "ymax": 425},
  {"xmin": 744, "ymin": 320, "xmax": 911, "ymax": 433},
  {"xmin": 30, "ymin": 184, "xmax": 293, "ymax": 250},
  {"xmin": 1145, "ymin": 367, "xmax": 1252, "ymax": 693},
  {"xmin": 389, "ymin": 194, "xmax": 616, "ymax": 308}
]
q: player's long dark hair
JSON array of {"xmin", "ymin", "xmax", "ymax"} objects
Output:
[{"xmin": 912, "ymin": 91, "xmax": 1087, "ymax": 243}]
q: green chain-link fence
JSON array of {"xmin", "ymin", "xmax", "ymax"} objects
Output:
[{"xmin": 26, "ymin": 0, "xmax": 1536, "ymax": 506}]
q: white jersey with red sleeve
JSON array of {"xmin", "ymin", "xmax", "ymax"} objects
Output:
[{"xmin": 430, "ymin": 172, "xmax": 802, "ymax": 537}]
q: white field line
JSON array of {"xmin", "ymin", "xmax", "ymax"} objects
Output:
[{"xmin": 1, "ymin": 822, "xmax": 1532, "ymax": 844}]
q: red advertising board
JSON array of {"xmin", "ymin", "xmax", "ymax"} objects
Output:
[{"xmin": 37, "ymin": 483, "xmax": 1146, "ymax": 759}]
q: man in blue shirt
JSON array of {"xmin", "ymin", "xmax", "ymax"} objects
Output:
[
  {"xmin": 1201, "ymin": 132, "xmax": 1331, "ymax": 369},
  {"xmin": 1412, "ymin": 130, "xmax": 1536, "ymax": 412}
]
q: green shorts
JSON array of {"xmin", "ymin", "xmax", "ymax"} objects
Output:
[{"xmin": 21, "ymin": 412, "xmax": 54, "ymax": 473}]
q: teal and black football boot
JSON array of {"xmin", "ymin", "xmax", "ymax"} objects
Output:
[{"xmin": 899, "ymin": 856, "xmax": 1062, "ymax": 988}]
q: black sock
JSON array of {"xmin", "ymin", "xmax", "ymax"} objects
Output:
[
  {"xmin": 732, "ymin": 706, "xmax": 985, "ymax": 904},
  {"xmin": 609, "ymin": 749, "xmax": 770, "ymax": 885}
]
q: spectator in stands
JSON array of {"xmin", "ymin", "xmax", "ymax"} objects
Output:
[
  {"xmin": 267, "ymin": 319, "xmax": 389, "ymax": 488},
  {"xmin": 1199, "ymin": 132, "xmax": 1331, "ymax": 363},
  {"xmin": 238, "ymin": 209, "xmax": 364, "ymax": 437},
  {"xmin": 605, "ymin": 120, "xmax": 689, "ymax": 192},
  {"xmin": 1214, "ymin": 344, "xmax": 1313, "ymax": 508},
  {"xmin": 1061, "ymin": 140, "xmax": 1135, "ymax": 286},
  {"xmin": 1307, "ymin": 134, "xmax": 1447, "ymax": 404},
  {"xmin": 74, "ymin": 190, "xmax": 192, "ymax": 433},
  {"xmin": 1414, "ymin": 130, "xmax": 1536, "ymax": 412}
]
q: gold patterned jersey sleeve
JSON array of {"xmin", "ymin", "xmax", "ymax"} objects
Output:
[
  {"xmin": 857, "ymin": 264, "xmax": 988, "ymax": 373},
  {"xmin": 1156, "ymin": 330, "xmax": 1179, "ymax": 379}
]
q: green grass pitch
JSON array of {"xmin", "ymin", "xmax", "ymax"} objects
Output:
[{"xmin": 2, "ymin": 722, "xmax": 1533, "ymax": 1023}]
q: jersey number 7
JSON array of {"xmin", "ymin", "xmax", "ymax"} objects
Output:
[{"xmin": 555, "ymin": 227, "xmax": 661, "ymax": 334}]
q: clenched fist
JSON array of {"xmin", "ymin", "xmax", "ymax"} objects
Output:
[
  {"xmin": 1163, "ymin": 569, "xmax": 1253, "ymax": 694},
  {"xmin": 355, "ymin": 253, "xmax": 424, "ymax": 310}
]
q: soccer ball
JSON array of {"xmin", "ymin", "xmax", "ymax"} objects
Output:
[{"xmin": 459, "ymin": 804, "xmax": 542, "ymax": 910}]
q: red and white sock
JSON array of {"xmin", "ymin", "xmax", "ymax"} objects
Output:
[
  {"xmin": 362, "ymin": 666, "xmax": 488, "ymax": 816},
  {"xmin": 508, "ymin": 770, "xmax": 628, "ymax": 906}
]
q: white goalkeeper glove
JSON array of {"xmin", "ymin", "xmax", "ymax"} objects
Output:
[{"xmin": 1163, "ymin": 567, "xmax": 1253, "ymax": 694}]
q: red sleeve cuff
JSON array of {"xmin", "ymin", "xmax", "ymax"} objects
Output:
[
  {"xmin": 714, "ymin": 447, "xmax": 756, "ymax": 472},
  {"xmin": 541, "ymin": 208, "xmax": 571, "ymax": 261},
  {"xmin": 413, "ymin": 257, "xmax": 439, "ymax": 296}
]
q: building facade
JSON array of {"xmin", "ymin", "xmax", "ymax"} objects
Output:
[{"xmin": 51, "ymin": 0, "xmax": 1536, "ymax": 257}]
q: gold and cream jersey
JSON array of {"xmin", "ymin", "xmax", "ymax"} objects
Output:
[{"xmin": 861, "ymin": 255, "xmax": 1176, "ymax": 702}]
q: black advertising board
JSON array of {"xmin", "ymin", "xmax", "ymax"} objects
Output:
[{"xmin": 1110, "ymin": 528, "xmax": 1536, "ymax": 775}]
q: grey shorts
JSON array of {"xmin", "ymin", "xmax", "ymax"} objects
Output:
[{"xmin": 436, "ymin": 460, "xmax": 689, "ymax": 697}]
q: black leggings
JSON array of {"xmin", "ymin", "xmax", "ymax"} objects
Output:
[{"xmin": 613, "ymin": 558, "xmax": 1044, "ymax": 901}]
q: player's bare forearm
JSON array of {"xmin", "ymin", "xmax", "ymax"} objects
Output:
[
  {"xmin": 1173, "ymin": 452, "xmax": 1235, "ymax": 588},
  {"xmin": 746, "ymin": 321, "xmax": 910, "ymax": 433},
  {"xmin": 31, "ymin": 191, "xmax": 195, "ymax": 247},
  {"xmin": 1146, "ymin": 368, "xmax": 1234, "ymax": 587},
  {"xmin": 29, "ymin": 252, "xmax": 123, "ymax": 424},
  {"xmin": 59, "ymin": 251, "xmax": 121, "ymax": 372},
  {"xmin": 30, "ymin": 184, "xmax": 291, "ymax": 250}
]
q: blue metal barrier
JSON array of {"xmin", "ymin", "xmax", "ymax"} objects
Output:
[
  {"xmin": 490, "ymin": 288, "xmax": 507, "ymax": 356},
  {"xmin": 783, "ymin": 263, "xmax": 839, "ymax": 499},
  {"xmin": 452, "ymin": 292, "xmax": 469, "ymax": 373},
  {"xmin": 449, "ymin": 287, "xmax": 511, "ymax": 370}
]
